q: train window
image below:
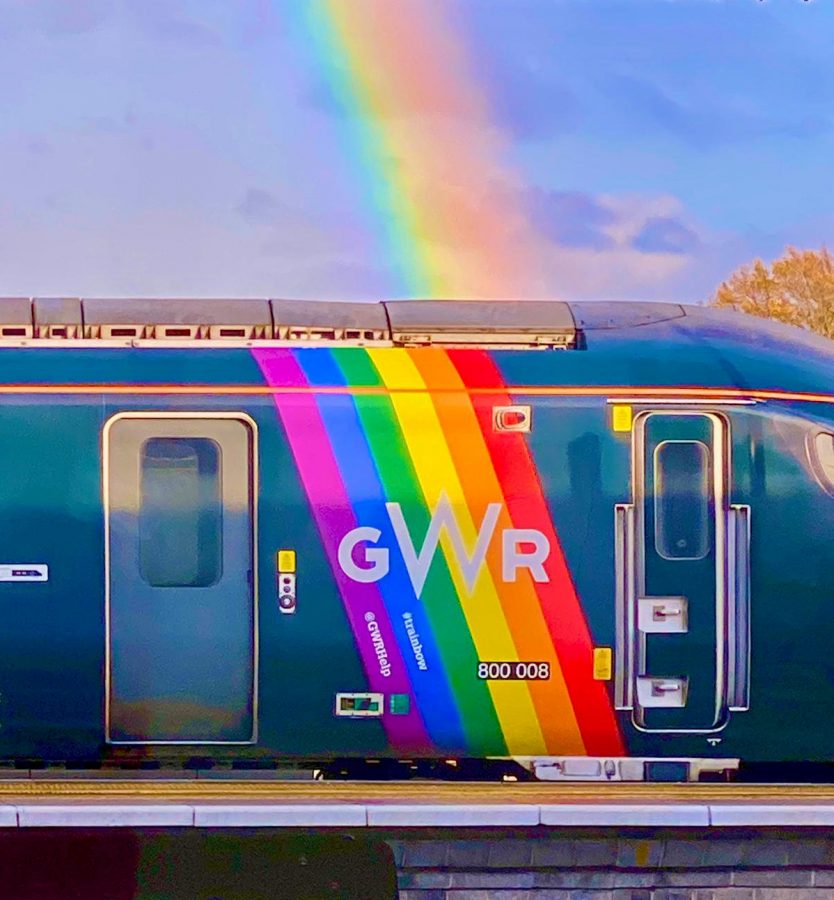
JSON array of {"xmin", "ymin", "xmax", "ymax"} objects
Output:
[
  {"xmin": 812, "ymin": 432, "xmax": 834, "ymax": 491},
  {"xmin": 139, "ymin": 437, "xmax": 222, "ymax": 587},
  {"xmin": 654, "ymin": 440, "xmax": 710, "ymax": 560}
]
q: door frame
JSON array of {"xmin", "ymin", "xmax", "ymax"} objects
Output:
[
  {"xmin": 616, "ymin": 409, "xmax": 737, "ymax": 734},
  {"xmin": 632, "ymin": 410, "xmax": 728, "ymax": 733},
  {"xmin": 102, "ymin": 411, "xmax": 259, "ymax": 745}
]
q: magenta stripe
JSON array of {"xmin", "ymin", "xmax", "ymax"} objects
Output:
[{"xmin": 252, "ymin": 348, "xmax": 430, "ymax": 750}]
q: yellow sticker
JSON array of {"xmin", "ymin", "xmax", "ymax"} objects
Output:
[
  {"xmin": 593, "ymin": 647, "xmax": 613, "ymax": 681},
  {"xmin": 277, "ymin": 549, "xmax": 296, "ymax": 573},
  {"xmin": 611, "ymin": 405, "xmax": 633, "ymax": 433}
]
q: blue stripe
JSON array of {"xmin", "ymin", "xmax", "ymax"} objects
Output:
[{"xmin": 293, "ymin": 348, "xmax": 465, "ymax": 750}]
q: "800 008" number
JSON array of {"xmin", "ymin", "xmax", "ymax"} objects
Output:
[{"xmin": 477, "ymin": 662, "xmax": 551, "ymax": 681}]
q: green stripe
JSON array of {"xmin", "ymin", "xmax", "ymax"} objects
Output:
[{"xmin": 333, "ymin": 348, "xmax": 506, "ymax": 755}]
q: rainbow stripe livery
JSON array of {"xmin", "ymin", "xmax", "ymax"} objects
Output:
[{"xmin": 253, "ymin": 346, "xmax": 624, "ymax": 757}]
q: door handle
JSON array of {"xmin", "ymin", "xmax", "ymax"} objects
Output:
[
  {"xmin": 637, "ymin": 676, "xmax": 689, "ymax": 708},
  {"xmin": 638, "ymin": 596, "xmax": 689, "ymax": 633}
]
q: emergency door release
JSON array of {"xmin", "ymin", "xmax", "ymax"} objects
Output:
[{"xmin": 277, "ymin": 549, "xmax": 297, "ymax": 614}]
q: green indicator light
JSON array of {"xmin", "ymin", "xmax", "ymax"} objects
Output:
[{"xmin": 389, "ymin": 694, "xmax": 410, "ymax": 715}]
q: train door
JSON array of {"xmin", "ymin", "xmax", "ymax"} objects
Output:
[
  {"xmin": 104, "ymin": 413, "xmax": 257, "ymax": 744},
  {"xmin": 615, "ymin": 410, "xmax": 750, "ymax": 733}
]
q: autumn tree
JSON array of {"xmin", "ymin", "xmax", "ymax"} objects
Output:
[{"xmin": 710, "ymin": 246, "xmax": 834, "ymax": 338}]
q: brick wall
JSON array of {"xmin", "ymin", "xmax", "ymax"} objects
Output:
[{"xmin": 388, "ymin": 830, "xmax": 834, "ymax": 899}]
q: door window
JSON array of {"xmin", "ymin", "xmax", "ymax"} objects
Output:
[
  {"xmin": 139, "ymin": 437, "xmax": 222, "ymax": 588},
  {"xmin": 653, "ymin": 440, "xmax": 710, "ymax": 561},
  {"xmin": 810, "ymin": 432, "xmax": 834, "ymax": 493}
]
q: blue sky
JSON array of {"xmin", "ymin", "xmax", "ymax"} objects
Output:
[{"xmin": 0, "ymin": 0, "xmax": 831, "ymax": 301}]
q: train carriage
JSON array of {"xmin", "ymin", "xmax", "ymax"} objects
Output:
[{"xmin": 0, "ymin": 296, "xmax": 832, "ymax": 781}]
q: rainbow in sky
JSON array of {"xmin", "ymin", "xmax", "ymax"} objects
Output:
[{"xmin": 297, "ymin": 1, "xmax": 548, "ymax": 299}]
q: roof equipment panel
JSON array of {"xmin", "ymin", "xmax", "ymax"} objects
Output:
[
  {"xmin": 270, "ymin": 299, "xmax": 389, "ymax": 341},
  {"xmin": 81, "ymin": 298, "xmax": 273, "ymax": 340},
  {"xmin": 384, "ymin": 300, "xmax": 577, "ymax": 347},
  {"xmin": 0, "ymin": 297, "xmax": 34, "ymax": 339},
  {"xmin": 0, "ymin": 297, "xmax": 595, "ymax": 348},
  {"xmin": 33, "ymin": 297, "xmax": 83, "ymax": 338}
]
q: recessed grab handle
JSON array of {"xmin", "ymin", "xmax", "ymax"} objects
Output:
[
  {"xmin": 727, "ymin": 504, "xmax": 751, "ymax": 711},
  {"xmin": 614, "ymin": 504, "xmax": 635, "ymax": 710}
]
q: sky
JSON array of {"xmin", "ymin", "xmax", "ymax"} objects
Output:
[{"xmin": 0, "ymin": 0, "xmax": 831, "ymax": 302}]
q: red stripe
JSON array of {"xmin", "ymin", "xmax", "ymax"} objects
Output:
[{"xmin": 448, "ymin": 349, "xmax": 624, "ymax": 756}]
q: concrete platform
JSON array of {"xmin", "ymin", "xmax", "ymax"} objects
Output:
[{"xmin": 0, "ymin": 780, "xmax": 834, "ymax": 828}]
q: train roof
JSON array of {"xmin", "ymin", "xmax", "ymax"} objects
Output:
[
  {"xmin": 0, "ymin": 297, "xmax": 833, "ymax": 396},
  {"xmin": 0, "ymin": 296, "xmax": 828, "ymax": 352}
]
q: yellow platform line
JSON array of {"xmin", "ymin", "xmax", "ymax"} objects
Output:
[{"xmin": 0, "ymin": 781, "xmax": 830, "ymax": 802}]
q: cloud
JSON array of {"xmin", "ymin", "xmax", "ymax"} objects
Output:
[
  {"xmin": 528, "ymin": 189, "xmax": 616, "ymax": 250},
  {"xmin": 512, "ymin": 188, "xmax": 712, "ymax": 300},
  {"xmin": 632, "ymin": 216, "xmax": 700, "ymax": 255},
  {"xmin": 458, "ymin": 0, "xmax": 834, "ymax": 149},
  {"xmin": 26, "ymin": 138, "xmax": 51, "ymax": 156},
  {"xmin": 524, "ymin": 187, "xmax": 702, "ymax": 258},
  {"xmin": 523, "ymin": 195, "xmax": 834, "ymax": 304},
  {"xmin": 601, "ymin": 74, "xmax": 832, "ymax": 148},
  {"xmin": 237, "ymin": 188, "xmax": 285, "ymax": 226}
]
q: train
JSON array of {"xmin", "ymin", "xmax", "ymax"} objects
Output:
[{"xmin": 0, "ymin": 295, "xmax": 832, "ymax": 782}]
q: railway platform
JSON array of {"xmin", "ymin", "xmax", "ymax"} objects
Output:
[
  {"xmin": 3, "ymin": 778, "xmax": 834, "ymax": 898},
  {"xmin": 0, "ymin": 777, "xmax": 833, "ymax": 828}
]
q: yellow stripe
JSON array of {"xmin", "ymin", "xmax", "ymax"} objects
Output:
[
  {"xmin": 370, "ymin": 348, "xmax": 546, "ymax": 755},
  {"xmin": 409, "ymin": 348, "xmax": 584, "ymax": 755}
]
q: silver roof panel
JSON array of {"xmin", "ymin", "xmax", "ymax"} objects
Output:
[
  {"xmin": 270, "ymin": 299, "xmax": 389, "ymax": 335},
  {"xmin": 82, "ymin": 298, "xmax": 272, "ymax": 326},
  {"xmin": 384, "ymin": 300, "xmax": 576, "ymax": 346},
  {"xmin": 0, "ymin": 297, "xmax": 33, "ymax": 326},
  {"xmin": 34, "ymin": 297, "xmax": 82, "ymax": 325}
]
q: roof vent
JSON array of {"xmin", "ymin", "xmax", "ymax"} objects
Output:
[{"xmin": 384, "ymin": 300, "xmax": 577, "ymax": 348}]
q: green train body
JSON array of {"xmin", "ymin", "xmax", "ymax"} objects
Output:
[{"xmin": 0, "ymin": 297, "xmax": 832, "ymax": 779}]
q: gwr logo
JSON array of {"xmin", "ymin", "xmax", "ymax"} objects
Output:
[{"xmin": 338, "ymin": 497, "xmax": 550, "ymax": 597}]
